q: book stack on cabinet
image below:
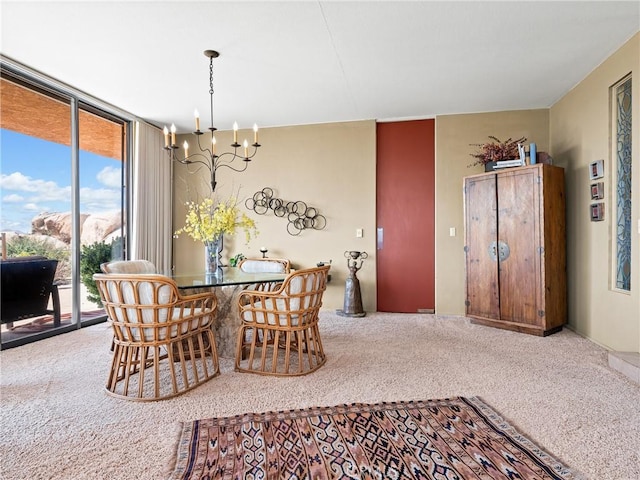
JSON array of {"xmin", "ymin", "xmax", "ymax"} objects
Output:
[{"xmin": 463, "ymin": 163, "xmax": 566, "ymax": 336}]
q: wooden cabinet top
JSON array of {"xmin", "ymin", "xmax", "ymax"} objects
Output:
[{"xmin": 464, "ymin": 163, "xmax": 564, "ymax": 181}]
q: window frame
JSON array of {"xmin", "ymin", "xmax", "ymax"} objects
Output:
[{"xmin": 0, "ymin": 56, "xmax": 135, "ymax": 348}]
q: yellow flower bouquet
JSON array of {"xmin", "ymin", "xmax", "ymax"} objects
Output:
[
  {"xmin": 175, "ymin": 197, "xmax": 257, "ymax": 243},
  {"xmin": 175, "ymin": 197, "xmax": 257, "ymax": 273}
]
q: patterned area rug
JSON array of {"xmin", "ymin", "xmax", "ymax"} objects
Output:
[{"xmin": 168, "ymin": 397, "xmax": 581, "ymax": 479}]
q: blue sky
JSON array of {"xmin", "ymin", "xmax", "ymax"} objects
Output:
[{"xmin": 0, "ymin": 129, "xmax": 122, "ymax": 233}]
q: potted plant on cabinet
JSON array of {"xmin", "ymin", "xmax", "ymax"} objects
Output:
[{"xmin": 469, "ymin": 136, "xmax": 526, "ymax": 171}]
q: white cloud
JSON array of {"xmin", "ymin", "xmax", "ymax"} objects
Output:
[
  {"xmin": 96, "ymin": 166, "xmax": 121, "ymax": 188},
  {"xmin": 1, "ymin": 171, "xmax": 122, "ymax": 223},
  {"xmin": 2, "ymin": 193, "xmax": 24, "ymax": 202},
  {"xmin": 79, "ymin": 186, "xmax": 121, "ymax": 213},
  {"xmin": 1, "ymin": 172, "xmax": 70, "ymax": 202}
]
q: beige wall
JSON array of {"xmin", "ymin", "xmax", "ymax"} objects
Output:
[
  {"xmin": 550, "ymin": 33, "xmax": 639, "ymax": 352},
  {"xmin": 171, "ymin": 34, "xmax": 639, "ymax": 353},
  {"xmin": 172, "ymin": 120, "xmax": 378, "ymax": 312},
  {"xmin": 434, "ymin": 110, "xmax": 550, "ymax": 314}
]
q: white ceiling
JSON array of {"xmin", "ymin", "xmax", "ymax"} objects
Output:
[{"xmin": 1, "ymin": 1, "xmax": 638, "ymax": 133}]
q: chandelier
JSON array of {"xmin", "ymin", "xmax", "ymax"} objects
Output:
[{"xmin": 163, "ymin": 49, "xmax": 261, "ymax": 192}]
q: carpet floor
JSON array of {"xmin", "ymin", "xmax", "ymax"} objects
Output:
[
  {"xmin": 0, "ymin": 312, "xmax": 638, "ymax": 479},
  {"xmin": 169, "ymin": 397, "xmax": 581, "ymax": 479}
]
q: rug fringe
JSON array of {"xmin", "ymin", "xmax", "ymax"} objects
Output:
[
  {"xmin": 467, "ymin": 396, "xmax": 586, "ymax": 480},
  {"xmin": 163, "ymin": 422, "xmax": 186, "ymax": 480}
]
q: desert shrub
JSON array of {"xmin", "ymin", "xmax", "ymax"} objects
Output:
[
  {"xmin": 6, "ymin": 234, "xmax": 68, "ymax": 260},
  {"xmin": 80, "ymin": 238, "xmax": 122, "ymax": 306}
]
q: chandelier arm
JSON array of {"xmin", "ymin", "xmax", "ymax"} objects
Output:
[
  {"xmin": 195, "ymin": 133, "xmax": 215, "ymax": 158},
  {"xmin": 216, "ymin": 146, "xmax": 259, "ymax": 163},
  {"xmin": 173, "ymin": 151, "xmax": 217, "ymax": 191},
  {"xmin": 213, "ymin": 155, "xmax": 250, "ymax": 173},
  {"xmin": 175, "ymin": 153, "xmax": 213, "ymax": 174}
]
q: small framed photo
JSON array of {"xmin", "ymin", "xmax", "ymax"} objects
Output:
[
  {"xmin": 590, "ymin": 182, "xmax": 604, "ymax": 200},
  {"xmin": 590, "ymin": 203, "xmax": 605, "ymax": 222},
  {"xmin": 589, "ymin": 159, "xmax": 604, "ymax": 180}
]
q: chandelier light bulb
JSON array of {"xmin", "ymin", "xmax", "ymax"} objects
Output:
[
  {"xmin": 253, "ymin": 123, "xmax": 259, "ymax": 144},
  {"xmin": 194, "ymin": 109, "xmax": 200, "ymax": 131},
  {"xmin": 183, "ymin": 140, "xmax": 189, "ymax": 157},
  {"xmin": 170, "ymin": 124, "xmax": 177, "ymax": 146}
]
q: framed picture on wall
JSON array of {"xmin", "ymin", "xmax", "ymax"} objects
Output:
[
  {"xmin": 590, "ymin": 182, "xmax": 604, "ymax": 200},
  {"xmin": 589, "ymin": 159, "xmax": 604, "ymax": 180},
  {"xmin": 590, "ymin": 202, "xmax": 605, "ymax": 221}
]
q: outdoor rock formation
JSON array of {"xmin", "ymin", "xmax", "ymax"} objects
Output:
[
  {"xmin": 79, "ymin": 212, "xmax": 122, "ymax": 245},
  {"xmin": 30, "ymin": 211, "xmax": 121, "ymax": 245},
  {"xmin": 32, "ymin": 212, "xmax": 88, "ymax": 244}
]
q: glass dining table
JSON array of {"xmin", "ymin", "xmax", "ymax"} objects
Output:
[
  {"xmin": 172, "ymin": 268, "xmax": 287, "ymax": 358},
  {"xmin": 172, "ymin": 268, "xmax": 286, "ymax": 290}
]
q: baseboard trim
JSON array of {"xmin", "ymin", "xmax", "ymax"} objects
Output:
[{"xmin": 608, "ymin": 351, "xmax": 640, "ymax": 385}]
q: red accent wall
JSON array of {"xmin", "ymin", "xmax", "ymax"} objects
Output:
[{"xmin": 376, "ymin": 119, "xmax": 435, "ymax": 312}]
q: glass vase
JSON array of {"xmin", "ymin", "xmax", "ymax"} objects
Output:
[{"xmin": 204, "ymin": 236, "xmax": 223, "ymax": 276}]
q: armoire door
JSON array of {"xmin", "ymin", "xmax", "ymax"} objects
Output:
[
  {"xmin": 464, "ymin": 174, "xmax": 499, "ymax": 319},
  {"xmin": 496, "ymin": 169, "xmax": 541, "ymax": 324},
  {"xmin": 376, "ymin": 119, "xmax": 435, "ymax": 313}
]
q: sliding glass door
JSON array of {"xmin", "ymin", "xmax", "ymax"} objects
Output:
[
  {"xmin": 78, "ymin": 107, "xmax": 127, "ymax": 324},
  {"xmin": 0, "ymin": 68, "xmax": 130, "ymax": 349}
]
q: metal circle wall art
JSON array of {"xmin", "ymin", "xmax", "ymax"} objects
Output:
[{"xmin": 245, "ymin": 187, "xmax": 326, "ymax": 236}]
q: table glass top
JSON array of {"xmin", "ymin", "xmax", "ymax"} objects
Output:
[{"xmin": 172, "ymin": 267, "xmax": 286, "ymax": 289}]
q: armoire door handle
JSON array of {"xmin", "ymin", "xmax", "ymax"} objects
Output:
[
  {"xmin": 488, "ymin": 241, "xmax": 498, "ymax": 261},
  {"xmin": 498, "ymin": 241, "xmax": 510, "ymax": 261}
]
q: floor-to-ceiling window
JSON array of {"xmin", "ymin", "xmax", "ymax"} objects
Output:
[
  {"xmin": 0, "ymin": 63, "xmax": 132, "ymax": 349},
  {"xmin": 78, "ymin": 106, "xmax": 128, "ymax": 324}
]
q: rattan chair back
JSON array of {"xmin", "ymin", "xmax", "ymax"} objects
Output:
[
  {"xmin": 238, "ymin": 257, "xmax": 291, "ymax": 274},
  {"xmin": 100, "ymin": 260, "xmax": 156, "ymax": 274}
]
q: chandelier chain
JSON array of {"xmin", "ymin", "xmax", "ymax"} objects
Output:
[{"xmin": 208, "ymin": 56, "xmax": 215, "ymax": 128}]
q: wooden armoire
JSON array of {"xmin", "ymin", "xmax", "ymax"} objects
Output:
[{"xmin": 463, "ymin": 163, "xmax": 566, "ymax": 336}]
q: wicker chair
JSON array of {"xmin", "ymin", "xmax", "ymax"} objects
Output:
[
  {"xmin": 93, "ymin": 273, "xmax": 219, "ymax": 401},
  {"xmin": 238, "ymin": 257, "xmax": 290, "ymax": 293},
  {"xmin": 100, "ymin": 259, "xmax": 156, "ymax": 274},
  {"xmin": 235, "ymin": 265, "xmax": 330, "ymax": 376},
  {"xmin": 238, "ymin": 257, "xmax": 290, "ymax": 274}
]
